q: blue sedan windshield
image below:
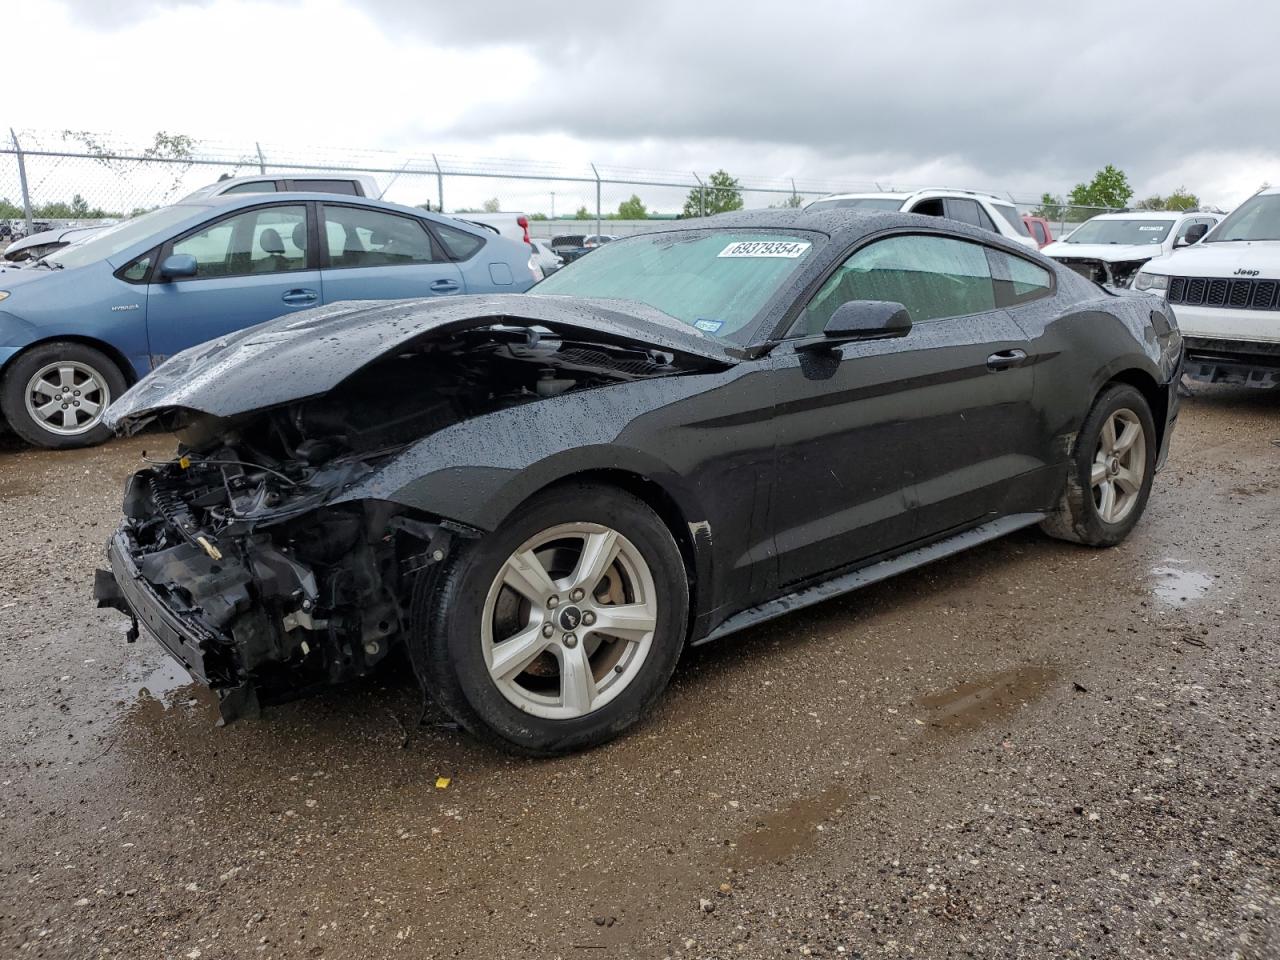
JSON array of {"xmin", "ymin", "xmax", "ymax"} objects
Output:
[
  {"xmin": 535, "ymin": 231, "xmax": 817, "ymax": 340},
  {"xmin": 43, "ymin": 204, "xmax": 209, "ymax": 269}
]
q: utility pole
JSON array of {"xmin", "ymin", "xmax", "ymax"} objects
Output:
[
  {"xmin": 550, "ymin": 191, "xmax": 555, "ymax": 219},
  {"xmin": 591, "ymin": 164, "xmax": 601, "ymax": 236},
  {"xmin": 255, "ymin": 142, "xmax": 266, "ymax": 175}
]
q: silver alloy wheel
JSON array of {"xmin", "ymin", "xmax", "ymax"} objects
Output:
[
  {"xmin": 481, "ymin": 522, "xmax": 658, "ymax": 720},
  {"xmin": 24, "ymin": 360, "xmax": 111, "ymax": 436},
  {"xmin": 1091, "ymin": 407, "xmax": 1146, "ymax": 524}
]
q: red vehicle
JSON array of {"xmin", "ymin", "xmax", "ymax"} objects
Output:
[{"xmin": 1023, "ymin": 215, "xmax": 1053, "ymax": 248}]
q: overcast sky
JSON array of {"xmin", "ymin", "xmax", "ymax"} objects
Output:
[{"xmin": 5, "ymin": 0, "xmax": 1276, "ymax": 211}]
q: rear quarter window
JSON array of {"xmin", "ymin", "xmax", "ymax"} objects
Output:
[{"xmin": 433, "ymin": 222, "xmax": 486, "ymax": 260}]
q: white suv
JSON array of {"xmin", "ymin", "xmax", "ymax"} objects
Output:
[
  {"xmin": 1042, "ymin": 210, "xmax": 1221, "ymax": 288},
  {"xmin": 1134, "ymin": 188, "xmax": 1280, "ymax": 389},
  {"xmin": 805, "ymin": 189, "xmax": 1038, "ymax": 250}
]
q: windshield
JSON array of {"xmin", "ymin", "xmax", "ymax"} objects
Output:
[
  {"xmin": 1205, "ymin": 193, "xmax": 1280, "ymax": 242},
  {"xmin": 534, "ymin": 230, "xmax": 819, "ymax": 341},
  {"xmin": 1066, "ymin": 218, "xmax": 1172, "ymax": 245},
  {"xmin": 43, "ymin": 205, "xmax": 206, "ymax": 269},
  {"xmin": 806, "ymin": 197, "xmax": 905, "ymax": 212}
]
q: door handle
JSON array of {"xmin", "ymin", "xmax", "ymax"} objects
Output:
[
  {"xmin": 281, "ymin": 288, "xmax": 319, "ymax": 305},
  {"xmin": 429, "ymin": 279, "xmax": 461, "ymax": 294},
  {"xmin": 986, "ymin": 348, "xmax": 1027, "ymax": 371}
]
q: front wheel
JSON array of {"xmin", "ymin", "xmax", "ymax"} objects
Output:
[
  {"xmin": 0, "ymin": 341, "xmax": 127, "ymax": 449},
  {"xmin": 1041, "ymin": 383, "xmax": 1157, "ymax": 547},
  {"xmin": 415, "ymin": 482, "xmax": 689, "ymax": 755}
]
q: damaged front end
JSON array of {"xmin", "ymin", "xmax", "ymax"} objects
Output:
[{"xmin": 95, "ymin": 303, "xmax": 729, "ymax": 720}]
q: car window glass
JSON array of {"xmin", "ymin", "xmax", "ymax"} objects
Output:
[
  {"xmin": 1032, "ymin": 222, "xmax": 1048, "ymax": 244},
  {"xmin": 793, "ymin": 234, "xmax": 995, "ymax": 336},
  {"xmin": 976, "ymin": 205, "xmax": 999, "ymax": 232},
  {"xmin": 993, "ymin": 203, "xmax": 1033, "ymax": 236},
  {"xmin": 294, "ymin": 179, "xmax": 359, "ymax": 195},
  {"xmin": 170, "ymin": 205, "xmax": 308, "ymax": 278},
  {"xmin": 433, "ymin": 221, "xmax": 485, "ymax": 259},
  {"xmin": 988, "ymin": 249, "xmax": 1053, "ymax": 307},
  {"xmin": 121, "ymin": 255, "xmax": 151, "ymax": 282},
  {"xmin": 944, "ymin": 198, "xmax": 984, "ymax": 228},
  {"xmin": 221, "ymin": 181, "xmax": 278, "ymax": 195},
  {"xmin": 323, "ymin": 206, "xmax": 438, "ymax": 267}
]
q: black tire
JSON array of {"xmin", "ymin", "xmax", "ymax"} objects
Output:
[
  {"xmin": 413, "ymin": 482, "xmax": 689, "ymax": 756},
  {"xmin": 1041, "ymin": 383, "xmax": 1157, "ymax": 547},
  {"xmin": 0, "ymin": 341, "xmax": 127, "ymax": 449}
]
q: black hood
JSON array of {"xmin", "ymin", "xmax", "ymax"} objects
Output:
[{"xmin": 105, "ymin": 294, "xmax": 736, "ymax": 431}]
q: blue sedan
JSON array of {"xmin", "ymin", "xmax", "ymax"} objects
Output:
[{"xmin": 0, "ymin": 194, "xmax": 539, "ymax": 448}]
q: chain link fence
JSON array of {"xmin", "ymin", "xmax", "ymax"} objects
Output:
[{"xmin": 1, "ymin": 128, "xmax": 1120, "ymax": 243}]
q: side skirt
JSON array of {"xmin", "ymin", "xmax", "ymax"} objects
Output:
[{"xmin": 693, "ymin": 512, "xmax": 1045, "ymax": 647}]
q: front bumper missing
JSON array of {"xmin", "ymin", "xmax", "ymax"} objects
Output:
[
  {"xmin": 1181, "ymin": 335, "xmax": 1280, "ymax": 388},
  {"xmin": 96, "ymin": 531, "xmax": 258, "ymax": 721}
]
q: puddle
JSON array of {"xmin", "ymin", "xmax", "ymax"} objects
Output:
[
  {"xmin": 114, "ymin": 659, "xmax": 212, "ymax": 710},
  {"xmin": 729, "ymin": 786, "xmax": 848, "ymax": 868},
  {"xmin": 1150, "ymin": 564, "xmax": 1212, "ymax": 607},
  {"xmin": 916, "ymin": 665, "xmax": 1059, "ymax": 735}
]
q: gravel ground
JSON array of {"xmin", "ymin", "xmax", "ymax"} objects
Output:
[{"xmin": 0, "ymin": 385, "xmax": 1276, "ymax": 959}]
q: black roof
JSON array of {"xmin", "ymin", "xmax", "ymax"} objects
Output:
[{"xmin": 631, "ymin": 206, "xmax": 1043, "ymax": 258}]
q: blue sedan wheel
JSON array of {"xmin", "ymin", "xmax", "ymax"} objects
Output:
[{"xmin": 1, "ymin": 341, "xmax": 127, "ymax": 449}]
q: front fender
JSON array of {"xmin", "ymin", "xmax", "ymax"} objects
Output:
[{"xmin": 330, "ymin": 378, "xmax": 714, "ymax": 533}]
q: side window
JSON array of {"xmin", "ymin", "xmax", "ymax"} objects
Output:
[
  {"xmin": 121, "ymin": 255, "xmax": 151, "ymax": 283},
  {"xmin": 944, "ymin": 197, "xmax": 984, "ymax": 228},
  {"xmin": 909, "ymin": 198, "xmax": 945, "ymax": 218},
  {"xmin": 791, "ymin": 234, "xmax": 996, "ymax": 337},
  {"xmin": 323, "ymin": 206, "xmax": 438, "ymax": 267},
  {"xmin": 1031, "ymin": 222, "xmax": 1048, "ymax": 245},
  {"xmin": 292, "ymin": 179, "xmax": 359, "ymax": 196},
  {"xmin": 974, "ymin": 204, "xmax": 999, "ymax": 233},
  {"xmin": 169, "ymin": 205, "xmax": 308, "ymax": 279},
  {"xmin": 988, "ymin": 249, "xmax": 1053, "ymax": 307},
  {"xmin": 220, "ymin": 180, "xmax": 279, "ymax": 195},
  {"xmin": 432, "ymin": 221, "xmax": 486, "ymax": 260}
]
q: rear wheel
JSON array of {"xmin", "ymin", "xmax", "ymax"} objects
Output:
[
  {"xmin": 1, "ymin": 342, "xmax": 126, "ymax": 449},
  {"xmin": 1041, "ymin": 383, "xmax": 1156, "ymax": 546},
  {"xmin": 415, "ymin": 482, "xmax": 688, "ymax": 755}
]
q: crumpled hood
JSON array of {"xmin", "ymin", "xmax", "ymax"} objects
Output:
[
  {"xmin": 1043, "ymin": 241, "xmax": 1163, "ymax": 263},
  {"xmin": 1140, "ymin": 240, "xmax": 1280, "ymax": 279},
  {"xmin": 105, "ymin": 294, "xmax": 736, "ymax": 430}
]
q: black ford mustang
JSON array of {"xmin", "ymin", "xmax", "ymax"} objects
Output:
[{"xmin": 95, "ymin": 209, "xmax": 1181, "ymax": 754}]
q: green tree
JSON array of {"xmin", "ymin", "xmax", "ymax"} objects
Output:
[
  {"xmin": 482, "ymin": 197, "xmax": 501, "ymax": 213},
  {"xmin": 0, "ymin": 197, "xmax": 24, "ymax": 219},
  {"xmin": 1032, "ymin": 193, "xmax": 1067, "ymax": 220},
  {"xmin": 617, "ymin": 194, "xmax": 647, "ymax": 219},
  {"xmin": 1133, "ymin": 194, "xmax": 1166, "ymax": 211},
  {"xmin": 683, "ymin": 170, "xmax": 745, "ymax": 218},
  {"xmin": 1164, "ymin": 186, "xmax": 1200, "ymax": 211},
  {"xmin": 1068, "ymin": 164, "xmax": 1133, "ymax": 214},
  {"xmin": 574, "ymin": 205, "xmax": 591, "ymax": 220},
  {"xmin": 769, "ymin": 192, "xmax": 804, "ymax": 209}
]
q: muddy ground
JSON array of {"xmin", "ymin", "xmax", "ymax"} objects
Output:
[{"xmin": 0, "ymin": 386, "xmax": 1277, "ymax": 959}]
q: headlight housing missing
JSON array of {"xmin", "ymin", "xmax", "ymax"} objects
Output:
[{"xmin": 1133, "ymin": 272, "xmax": 1169, "ymax": 293}]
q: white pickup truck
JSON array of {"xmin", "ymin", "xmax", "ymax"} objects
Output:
[{"xmin": 1135, "ymin": 188, "xmax": 1280, "ymax": 389}]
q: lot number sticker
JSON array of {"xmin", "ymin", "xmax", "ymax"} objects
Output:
[{"xmin": 718, "ymin": 240, "xmax": 811, "ymax": 258}]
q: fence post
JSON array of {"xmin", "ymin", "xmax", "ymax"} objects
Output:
[
  {"xmin": 255, "ymin": 142, "xmax": 266, "ymax": 175},
  {"xmin": 591, "ymin": 163, "xmax": 601, "ymax": 235},
  {"xmin": 432, "ymin": 154, "xmax": 443, "ymax": 212},
  {"xmin": 10, "ymin": 129, "xmax": 33, "ymax": 235},
  {"xmin": 693, "ymin": 172, "xmax": 705, "ymax": 218}
]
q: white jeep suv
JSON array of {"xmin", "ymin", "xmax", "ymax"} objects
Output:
[
  {"xmin": 805, "ymin": 189, "xmax": 1038, "ymax": 250},
  {"xmin": 1134, "ymin": 189, "xmax": 1280, "ymax": 389}
]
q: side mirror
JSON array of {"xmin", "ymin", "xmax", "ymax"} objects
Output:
[
  {"xmin": 158, "ymin": 253, "xmax": 198, "ymax": 280},
  {"xmin": 1175, "ymin": 223, "xmax": 1209, "ymax": 247},
  {"xmin": 799, "ymin": 300, "xmax": 912, "ymax": 351}
]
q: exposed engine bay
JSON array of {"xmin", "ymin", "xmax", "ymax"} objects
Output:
[
  {"xmin": 96, "ymin": 321, "xmax": 710, "ymax": 719},
  {"xmin": 1055, "ymin": 256, "xmax": 1150, "ymax": 289}
]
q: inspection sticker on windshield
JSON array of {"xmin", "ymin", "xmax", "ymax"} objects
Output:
[
  {"xmin": 694, "ymin": 318, "xmax": 724, "ymax": 333},
  {"xmin": 717, "ymin": 240, "xmax": 811, "ymax": 258},
  {"xmin": 1138, "ymin": 226, "xmax": 1164, "ymax": 231}
]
